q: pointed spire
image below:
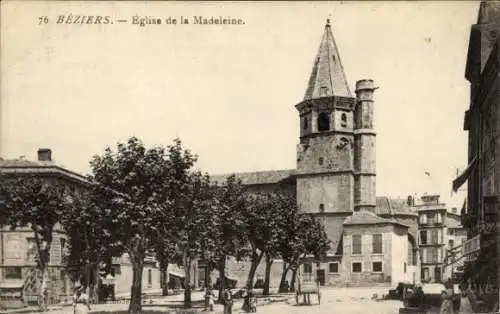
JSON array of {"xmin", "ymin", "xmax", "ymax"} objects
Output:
[{"xmin": 304, "ymin": 19, "xmax": 352, "ymax": 100}]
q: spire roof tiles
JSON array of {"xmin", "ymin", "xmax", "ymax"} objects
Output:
[{"xmin": 303, "ymin": 19, "xmax": 352, "ymax": 100}]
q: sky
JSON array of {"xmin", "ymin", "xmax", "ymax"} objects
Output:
[{"xmin": 1, "ymin": 1, "xmax": 479, "ymax": 208}]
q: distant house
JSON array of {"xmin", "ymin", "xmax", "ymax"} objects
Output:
[{"xmin": 411, "ymin": 194, "xmax": 466, "ymax": 283}]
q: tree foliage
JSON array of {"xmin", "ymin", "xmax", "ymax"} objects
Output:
[
  {"xmin": 89, "ymin": 137, "xmax": 194, "ymax": 314},
  {"xmin": 0, "ymin": 174, "xmax": 75, "ymax": 310}
]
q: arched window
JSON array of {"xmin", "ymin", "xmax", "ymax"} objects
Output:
[
  {"xmin": 317, "ymin": 112, "xmax": 330, "ymax": 132},
  {"xmin": 341, "ymin": 113, "xmax": 347, "ymax": 128}
]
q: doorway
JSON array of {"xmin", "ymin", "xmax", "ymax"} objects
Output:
[
  {"xmin": 434, "ymin": 267, "xmax": 442, "ymax": 283},
  {"xmin": 316, "ymin": 269, "xmax": 326, "ymax": 286}
]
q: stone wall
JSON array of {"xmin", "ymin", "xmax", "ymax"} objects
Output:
[
  {"xmin": 211, "ymin": 256, "xmax": 293, "ymax": 289},
  {"xmin": 297, "ymin": 174, "xmax": 353, "ymax": 213},
  {"xmin": 297, "ymin": 134, "xmax": 354, "ymax": 175}
]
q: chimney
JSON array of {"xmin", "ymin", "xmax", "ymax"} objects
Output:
[
  {"xmin": 407, "ymin": 195, "xmax": 415, "ymax": 206},
  {"xmin": 37, "ymin": 148, "xmax": 52, "ymax": 162}
]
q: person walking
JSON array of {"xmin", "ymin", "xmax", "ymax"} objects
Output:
[
  {"xmin": 73, "ymin": 285, "xmax": 91, "ymax": 314},
  {"xmin": 440, "ymin": 280, "xmax": 455, "ymax": 314},
  {"xmin": 204, "ymin": 287, "xmax": 215, "ymax": 312},
  {"xmin": 223, "ymin": 288, "xmax": 233, "ymax": 314},
  {"xmin": 459, "ymin": 281, "xmax": 475, "ymax": 314}
]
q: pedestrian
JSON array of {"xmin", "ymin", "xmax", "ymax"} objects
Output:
[
  {"xmin": 440, "ymin": 280, "xmax": 455, "ymax": 314},
  {"xmin": 459, "ymin": 281, "xmax": 475, "ymax": 314},
  {"xmin": 223, "ymin": 288, "xmax": 233, "ymax": 314},
  {"xmin": 205, "ymin": 287, "xmax": 215, "ymax": 312},
  {"xmin": 73, "ymin": 285, "xmax": 91, "ymax": 314},
  {"xmin": 242, "ymin": 288, "xmax": 250, "ymax": 312}
]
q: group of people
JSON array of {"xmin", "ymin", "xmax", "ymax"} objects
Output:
[
  {"xmin": 204, "ymin": 287, "xmax": 257, "ymax": 313},
  {"xmin": 406, "ymin": 279, "xmax": 479, "ymax": 314}
]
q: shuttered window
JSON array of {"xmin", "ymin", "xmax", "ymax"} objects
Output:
[
  {"xmin": 352, "ymin": 235, "xmax": 362, "ymax": 255},
  {"xmin": 372, "ymin": 234, "xmax": 383, "ymax": 254}
]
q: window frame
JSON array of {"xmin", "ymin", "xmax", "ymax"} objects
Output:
[
  {"xmin": 352, "ymin": 262, "xmax": 362, "ymax": 273},
  {"xmin": 352, "ymin": 234, "xmax": 362, "ymax": 255},
  {"xmin": 328, "ymin": 262, "xmax": 339, "ymax": 273},
  {"xmin": 26, "ymin": 237, "xmax": 37, "ymax": 262},
  {"xmin": 372, "ymin": 234, "xmax": 383, "ymax": 254},
  {"xmin": 147, "ymin": 269, "xmax": 153, "ymax": 288},
  {"xmin": 4, "ymin": 267, "xmax": 22, "ymax": 279},
  {"xmin": 317, "ymin": 112, "xmax": 330, "ymax": 132},
  {"xmin": 420, "ymin": 230, "xmax": 428, "ymax": 245},
  {"xmin": 341, "ymin": 113, "xmax": 347, "ymax": 128},
  {"xmin": 372, "ymin": 261, "xmax": 383, "ymax": 273},
  {"xmin": 303, "ymin": 263, "xmax": 312, "ymax": 274}
]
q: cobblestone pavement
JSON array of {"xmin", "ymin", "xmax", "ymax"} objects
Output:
[
  {"xmin": 251, "ymin": 287, "xmax": 402, "ymax": 314},
  {"xmin": 3, "ymin": 287, "xmax": 404, "ymax": 314}
]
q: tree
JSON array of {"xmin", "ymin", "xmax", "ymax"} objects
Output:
[
  {"xmin": 153, "ymin": 237, "xmax": 179, "ymax": 296},
  {"xmin": 208, "ymin": 175, "xmax": 248, "ymax": 302},
  {"xmin": 242, "ymin": 192, "xmax": 290, "ymax": 294},
  {"xmin": 277, "ymin": 210, "xmax": 306, "ymax": 292},
  {"xmin": 90, "ymin": 137, "xmax": 191, "ymax": 314},
  {"xmin": 173, "ymin": 171, "xmax": 218, "ymax": 308},
  {"xmin": 61, "ymin": 185, "xmax": 123, "ymax": 303},
  {"xmin": 288, "ymin": 215, "xmax": 330, "ymax": 291},
  {"xmin": 261, "ymin": 193, "xmax": 296, "ymax": 295},
  {"xmin": 152, "ymin": 138, "xmax": 197, "ymax": 299},
  {"xmin": 0, "ymin": 174, "xmax": 75, "ymax": 311}
]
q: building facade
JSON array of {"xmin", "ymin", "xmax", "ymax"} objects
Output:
[
  {"xmin": 454, "ymin": 0, "xmax": 500, "ymax": 310},
  {"xmin": 0, "ymin": 149, "xmax": 163, "ymax": 308},
  {"xmin": 412, "ymin": 195, "xmax": 466, "ymax": 283},
  {"xmin": 212, "ymin": 20, "xmax": 420, "ymax": 287},
  {"xmin": 0, "ymin": 149, "xmax": 88, "ymax": 308}
]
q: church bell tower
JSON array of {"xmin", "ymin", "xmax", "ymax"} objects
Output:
[
  {"xmin": 296, "ymin": 19, "xmax": 378, "ymax": 217},
  {"xmin": 295, "ymin": 19, "xmax": 357, "ymax": 215}
]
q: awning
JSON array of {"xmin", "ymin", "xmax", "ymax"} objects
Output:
[
  {"xmin": 452, "ymin": 155, "xmax": 478, "ymax": 192},
  {"xmin": 0, "ymin": 280, "xmax": 24, "ymax": 289},
  {"xmin": 168, "ymin": 265, "xmax": 185, "ymax": 278}
]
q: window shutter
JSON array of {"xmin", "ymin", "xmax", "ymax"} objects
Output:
[{"xmin": 422, "ymin": 248, "xmax": 427, "ymax": 263}]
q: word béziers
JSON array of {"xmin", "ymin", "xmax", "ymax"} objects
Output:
[{"xmin": 56, "ymin": 15, "xmax": 112, "ymax": 24}]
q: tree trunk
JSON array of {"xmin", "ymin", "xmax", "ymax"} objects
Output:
[
  {"xmin": 39, "ymin": 262, "xmax": 49, "ymax": 311},
  {"xmin": 246, "ymin": 249, "xmax": 263, "ymax": 290},
  {"xmin": 289, "ymin": 267, "xmax": 298, "ymax": 292},
  {"xmin": 160, "ymin": 260, "xmax": 169, "ymax": 296},
  {"xmin": 217, "ymin": 259, "xmax": 226, "ymax": 303},
  {"xmin": 91, "ymin": 262, "xmax": 100, "ymax": 304},
  {"xmin": 35, "ymin": 231, "xmax": 52, "ymax": 312},
  {"xmin": 183, "ymin": 251, "xmax": 192, "ymax": 308},
  {"xmin": 263, "ymin": 253, "xmax": 273, "ymax": 296},
  {"xmin": 128, "ymin": 253, "xmax": 145, "ymax": 314},
  {"xmin": 279, "ymin": 263, "xmax": 292, "ymax": 293}
]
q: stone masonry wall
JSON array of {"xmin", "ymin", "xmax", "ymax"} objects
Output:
[
  {"xmin": 297, "ymin": 174, "xmax": 353, "ymax": 213},
  {"xmin": 297, "ymin": 134, "xmax": 354, "ymax": 174}
]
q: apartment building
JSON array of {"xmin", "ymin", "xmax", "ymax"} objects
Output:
[{"xmin": 413, "ymin": 195, "xmax": 466, "ymax": 283}]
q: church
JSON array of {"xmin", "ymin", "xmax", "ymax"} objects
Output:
[{"xmin": 211, "ymin": 20, "xmax": 420, "ymax": 287}]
